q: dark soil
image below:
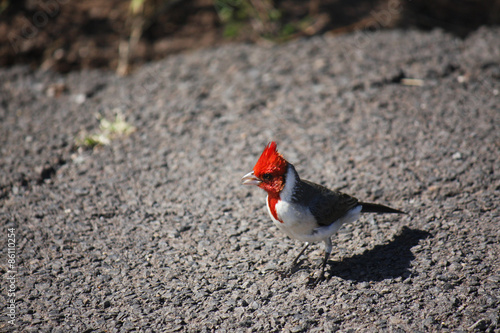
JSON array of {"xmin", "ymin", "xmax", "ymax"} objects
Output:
[
  {"xmin": 0, "ymin": 26, "xmax": 499, "ymax": 331},
  {"xmin": 1, "ymin": 0, "xmax": 499, "ymax": 73}
]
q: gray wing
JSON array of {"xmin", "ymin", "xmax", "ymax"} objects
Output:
[{"xmin": 293, "ymin": 180, "xmax": 360, "ymax": 226}]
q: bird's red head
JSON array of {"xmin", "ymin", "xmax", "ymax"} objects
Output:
[{"xmin": 246, "ymin": 141, "xmax": 288, "ymax": 194}]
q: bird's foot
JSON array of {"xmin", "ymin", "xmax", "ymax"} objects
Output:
[
  {"xmin": 276, "ymin": 270, "xmax": 290, "ymax": 279},
  {"xmin": 276, "ymin": 267, "xmax": 294, "ymax": 279},
  {"xmin": 307, "ymin": 271, "xmax": 325, "ymax": 288},
  {"xmin": 276, "ymin": 261, "xmax": 302, "ymax": 279}
]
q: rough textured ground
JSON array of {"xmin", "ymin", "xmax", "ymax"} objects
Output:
[{"xmin": 1, "ymin": 27, "xmax": 499, "ymax": 332}]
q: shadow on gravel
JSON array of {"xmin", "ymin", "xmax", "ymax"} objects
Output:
[{"xmin": 327, "ymin": 227, "xmax": 431, "ymax": 282}]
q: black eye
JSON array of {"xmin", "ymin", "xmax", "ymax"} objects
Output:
[{"xmin": 262, "ymin": 173, "xmax": 272, "ymax": 181}]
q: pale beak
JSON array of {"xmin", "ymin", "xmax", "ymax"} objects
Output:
[{"xmin": 241, "ymin": 171, "xmax": 262, "ymax": 186}]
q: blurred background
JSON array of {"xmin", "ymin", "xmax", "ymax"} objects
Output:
[{"xmin": 1, "ymin": 0, "xmax": 499, "ymax": 74}]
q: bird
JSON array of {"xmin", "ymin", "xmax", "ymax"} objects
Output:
[{"xmin": 241, "ymin": 141, "xmax": 406, "ymax": 285}]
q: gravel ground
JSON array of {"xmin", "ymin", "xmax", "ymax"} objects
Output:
[{"xmin": 1, "ymin": 27, "xmax": 499, "ymax": 332}]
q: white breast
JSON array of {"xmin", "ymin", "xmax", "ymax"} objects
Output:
[
  {"xmin": 274, "ymin": 199, "xmax": 318, "ymax": 240},
  {"xmin": 267, "ymin": 166, "xmax": 362, "ymax": 243}
]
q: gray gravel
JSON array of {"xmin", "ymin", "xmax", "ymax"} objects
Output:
[{"xmin": 1, "ymin": 27, "xmax": 499, "ymax": 332}]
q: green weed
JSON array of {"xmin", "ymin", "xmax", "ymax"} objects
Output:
[{"xmin": 76, "ymin": 112, "xmax": 136, "ymax": 149}]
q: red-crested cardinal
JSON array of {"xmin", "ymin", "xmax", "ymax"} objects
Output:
[{"xmin": 241, "ymin": 142, "xmax": 406, "ymax": 284}]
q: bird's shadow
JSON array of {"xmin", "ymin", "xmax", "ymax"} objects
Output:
[{"xmin": 325, "ymin": 226, "xmax": 431, "ymax": 282}]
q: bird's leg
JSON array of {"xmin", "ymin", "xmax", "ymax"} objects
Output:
[
  {"xmin": 309, "ymin": 238, "xmax": 332, "ymax": 287},
  {"xmin": 291, "ymin": 242, "xmax": 310, "ymax": 269},
  {"xmin": 280, "ymin": 242, "xmax": 309, "ymax": 278}
]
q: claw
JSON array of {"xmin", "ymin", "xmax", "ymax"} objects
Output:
[{"xmin": 307, "ymin": 271, "xmax": 325, "ymax": 288}]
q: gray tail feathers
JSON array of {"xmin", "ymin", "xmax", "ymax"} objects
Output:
[{"xmin": 360, "ymin": 202, "xmax": 407, "ymax": 214}]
